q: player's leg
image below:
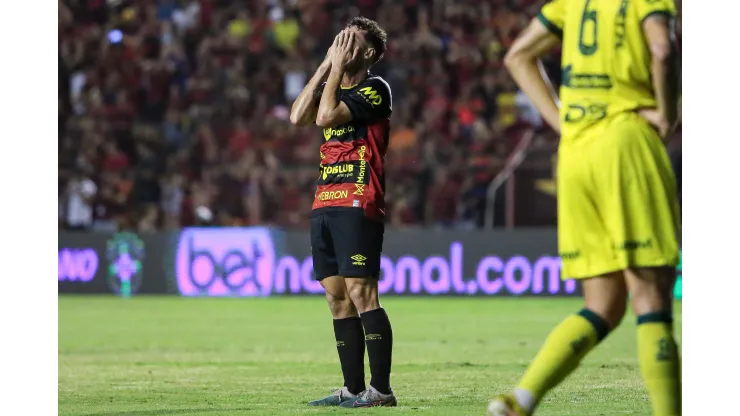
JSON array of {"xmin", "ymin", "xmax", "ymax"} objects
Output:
[
  {"xmin": 321, "ymin": 276, "xmax": 366, "ymax": 395},
  {"xmin": 596, "ymin": 113, "xmax": 681, "ymax": 415},
  {"xmin": 626, "ymin": 267, "xmax": 681, "ymax": 416},
  {"xmin": 307, "ymin": 215, "xmax": 365, "ymax": 406},
  {"xmin": 326, "ymin": 211, "xmax": 396, "ymax": 408},
  {"xmin": 489, "ymin": 275, "xmax": 627, "ymax": 416},
  {"xmin": 340, "ymin": 276, "xmax": 397, "ymax": 408},
  {"xmin": 489, "ymin": 143, "xmax": 627, "ymax": 415}
]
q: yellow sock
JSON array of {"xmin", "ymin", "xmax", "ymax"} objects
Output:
[
  {"xmin": 516, "ymin": 309, "xmax": 610, "ymax": 407},
  {"xmin": 637, "ymin": 312, "xmax": 681, "ymax": 416}
]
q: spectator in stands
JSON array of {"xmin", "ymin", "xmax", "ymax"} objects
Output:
[
  {"xmin": 58, "ymin": 0, "xmax": 681, "ymax": 230},
  {"xmin": 62, "ymin": 168, "xmax": 97, "ymax": 231}
]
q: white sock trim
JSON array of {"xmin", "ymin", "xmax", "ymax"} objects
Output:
[{"xmin": 513, "ymin": 387, "xmax": 536, "ymax": 414}]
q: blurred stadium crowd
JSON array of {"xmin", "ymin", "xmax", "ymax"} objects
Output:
[{"xmin": 58, "ymin": 0, "xmax": 681, "ymax": 232}]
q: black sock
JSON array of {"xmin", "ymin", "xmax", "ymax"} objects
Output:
[
  {"xmin": 333, "ymin": 317, "xmax": 366, "ymax": 395},
  {"xmin": 361, "ymin": 308, "xmax": 393, "ymax": 394}
]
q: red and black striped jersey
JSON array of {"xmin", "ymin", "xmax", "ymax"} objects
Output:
[{"xmin": 312, "ymin": 74, "xmax": 392, "ymax": 221}]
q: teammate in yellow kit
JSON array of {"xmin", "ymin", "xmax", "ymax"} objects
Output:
[{"xmin": 488, "ymin": 0, "xmax": 681, "ymax": 415}]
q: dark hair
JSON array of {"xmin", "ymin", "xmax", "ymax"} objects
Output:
[{"xmin": 347, "ymin": 16, "xmax": 387, "ymax": 64}]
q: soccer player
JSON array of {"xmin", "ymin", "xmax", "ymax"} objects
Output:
[
  {"xmin": 489, "ymin": 1, "xmax": 681, "ymax": 415},
  {"xmin": 289, "ymin": 17, "xmax": 396, "ymax": 408}
]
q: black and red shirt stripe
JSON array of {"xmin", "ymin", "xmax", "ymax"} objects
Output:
[{"xmin": 312, "ymin": 75, "xmax": 392, "ymax": 221}]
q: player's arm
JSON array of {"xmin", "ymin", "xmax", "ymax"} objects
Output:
[
  {"xmin": 316, "ymin": 31, "xmax": 357, "ymax": 128},
  {"xmin": 504, "ymin": 18, "xmax": 562, "ymax": 133},
  {"xmin": 289, "ymin": 58, "xmax": 332, "ymax": 126},
  {"xmin": 316, "ymin": 67, "xmax": 353, "ymax": 128},
  {"xmin": 643, "ymin": 14, "xmax": 680, "ymax": 137}
]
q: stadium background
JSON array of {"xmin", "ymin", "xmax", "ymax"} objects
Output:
[{"xmin": 58, "ymin": 0, "xmax": 682, "ymax": 414}]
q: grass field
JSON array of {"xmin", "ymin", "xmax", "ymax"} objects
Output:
[{"xmin": 59, "ymin": 297, "xmax": 682, "ymax": 416}]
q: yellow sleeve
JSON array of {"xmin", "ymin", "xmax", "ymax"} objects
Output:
[
  {"xmin": 635, "ymin": 0, "xmax": 677, "ymax": 23},
  {"xmin": 537, "ymin": 0, "xmax": 566, "ymax": 38}
]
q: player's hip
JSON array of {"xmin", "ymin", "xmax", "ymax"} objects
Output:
[
  {"xmin": 559, "ymin": 110, "xmax": 661, "ymax": 148},
  {"xmin": 310, "ymin": 208, "xmax": 385, "ymax": 281},
  {"xmin": 557, "ymin": 111, "xmax": 673, "ymax": 180},
  {"xmin": 312, "ymin": 184, "xmax": 386, "ymax": 221}
]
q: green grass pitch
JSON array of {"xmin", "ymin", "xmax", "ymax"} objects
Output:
[{"xmin": 59, "ymin": 297, "xmax": 682, "ymax": 415}]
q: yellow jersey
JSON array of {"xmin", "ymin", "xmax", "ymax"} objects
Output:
[{"xmin": 538, "ymin": 0, "xmax": 677, "ymax": 143}]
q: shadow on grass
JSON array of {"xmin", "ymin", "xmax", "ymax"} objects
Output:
[{"xmin": 82, "ymin": 408, "xmax": 254, "ymax": 416}]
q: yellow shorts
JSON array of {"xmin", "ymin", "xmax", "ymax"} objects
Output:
[{"xmin": 557, "ymin": 112, "xmax": 681, "ymax": 279}]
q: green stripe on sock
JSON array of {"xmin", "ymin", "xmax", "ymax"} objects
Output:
[
  {"xmin": 637, "ymin": 311, "xmax": 673, "ymax": 325},
  {"xmin": 577, "ymin": 308, "xmax": 610, "ymax": 341}
]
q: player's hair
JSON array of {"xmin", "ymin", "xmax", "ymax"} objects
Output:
[{"xmin": 347, "ymin": 16, "xmax": 387, "ymax": 64}]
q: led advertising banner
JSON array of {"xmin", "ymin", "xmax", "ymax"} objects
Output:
[
  {"xmin": 58, "ymin": 232, "xmax": 169, "ymax": 295},
  {"xmin": 171, "ymin": 228, "xmax": 580, "ymax": 297},
  {"xmin": 61, "ymin": 229, "xmax": 682, "ymax": 298}
]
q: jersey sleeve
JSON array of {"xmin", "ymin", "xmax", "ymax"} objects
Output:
[
  {"xmin": 537, "ymin": 0, "xmax": 566, "ymax": 39},
  {"xmin": 342, "ymin": 77, "xmax": 392, "ymax": 124},
  {"xmin": 636, "ymin": 0, "xmax": 677, "ymax": 23},
  {"xmin": 313, "ymin": 82, "xmax": 326, "ymax": 107}
]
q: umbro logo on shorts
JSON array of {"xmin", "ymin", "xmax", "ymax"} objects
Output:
[{"xmin": 351, "ymin": 254, "xmax": 367, "ymax": 266}]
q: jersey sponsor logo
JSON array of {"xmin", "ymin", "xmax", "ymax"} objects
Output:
[
  {"xmin": 563, "ymin": 103, "xmax": 608, "ymax": 124},
  {"xmin": 358, "ymin": 87, "xmax": 382, "ymax": 106},
  {"xmin": 323, "ymin": 125, "xmax": 356, "ymax": 141},
  {"xmin": 561, "ymin": 65, "xmax": 613, "ymax": 89},
  {"xmin": 354, "ymin": 145, "xmax": 367, "ymax": 195},
  {"xmin": 322, "ymin": 164, "xmax": 354, "ymax": 180},
  {"xmin": 317, "ymin": 190, "xmax": 349, "ymax": 201},
  {"xmin": 614, "ymin": 0, "xmax": 629, "ymax": 48}
]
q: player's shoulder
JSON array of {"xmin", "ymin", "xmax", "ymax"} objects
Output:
[
  {"xmin": 361, "ymin": 74, "xmax": 390, "ymax": 90},
  {"xmin": 354, "ymin": 74, "xmax": 392, "ymax": 109}
]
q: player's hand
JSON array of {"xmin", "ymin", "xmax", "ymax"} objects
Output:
[
  {"xmin": 638, "ymin": 108, "xmax": 674, "ymax": 142},
  {"xmin": 330, "ymin": 29, "xmax": 358, "ymax": 69},
  {"xmin": 321, "ymin": 41, "xmax": 336, "ymax": 69}
]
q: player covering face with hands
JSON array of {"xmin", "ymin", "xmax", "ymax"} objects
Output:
[{"xmin": 289, "ymin": 18, "xmax": 396, "ymax": 408}]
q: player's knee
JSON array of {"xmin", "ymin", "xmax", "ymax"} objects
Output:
[
  {"xmin": 627, "ymin": 267, "xmax": 675, "ymax": 316},
  {"xmin": 346, "ymin": 278, "xmax": 380, "ymax": 314},
  {"xmin": 585, "ymin": 300, "xmax": 627, "ymax": 329},
  {"xmin": 324, "ymin": 290, "xmax": 356, "ymax": 319},
  {"xmin": 625, "ymin": 267, "xmax": 675, "ymax": 315},
  {"xmin": 321, "ymin": 276, "xmax": 356, "ymax": 319},
  {"xmin": 583, "ymin": 273, "xmax": 629, "ymax": 329}
]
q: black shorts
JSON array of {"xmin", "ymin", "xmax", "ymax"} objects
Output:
[{"xmin": 310, "ymin": 209, "xmax": 384, "ymax": 281}]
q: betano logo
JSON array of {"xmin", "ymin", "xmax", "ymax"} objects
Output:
[
  {"xmin": 322, "ymin": 164, "xmax": 354, "ymax": 180},
  {"xmin": 318, "ymin": 190, "xmax": 348, "ymax": 201},
  {"xmin": 351, "ymin": 254, "xmax": 367, "ymax": 266},
  {"xmin": 355, "ymin": 146, "xmax": 367, "ymax": 195},
  {"xmin": 359, "ymin": 87, "xmax": 382, "ymax": 106},
  {"xmin": 323, "ymin": 125, "xmax": 355, "ymax": 141}
]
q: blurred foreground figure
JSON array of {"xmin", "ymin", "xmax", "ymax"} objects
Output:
[{"xmin": 490, "ymin": 0, "xmax": 681, "ymax": 415}]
